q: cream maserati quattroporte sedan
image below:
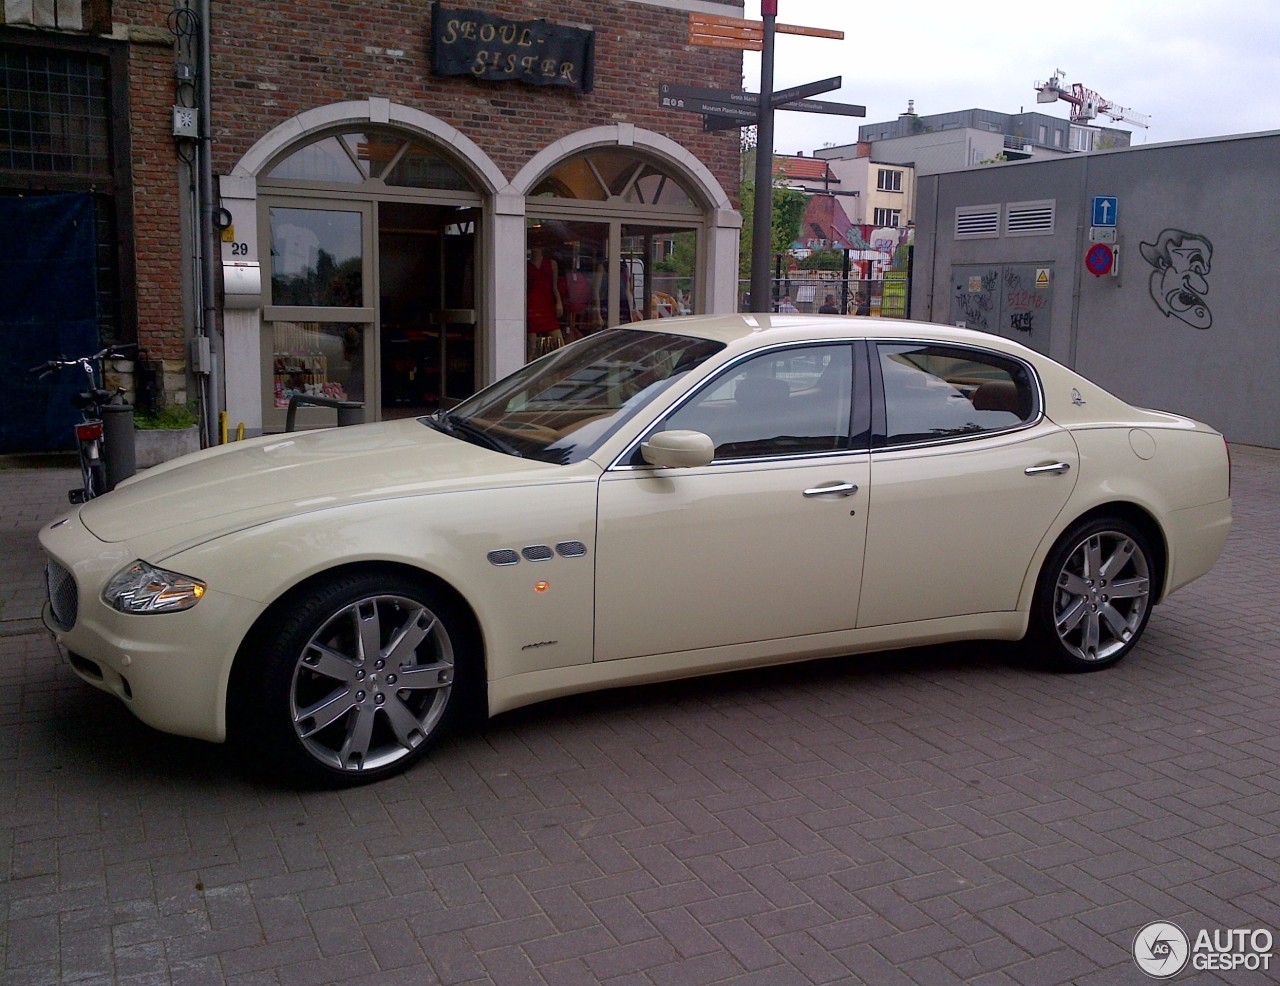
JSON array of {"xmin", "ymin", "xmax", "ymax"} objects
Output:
[{"xmin": 40, "ymin": 316, "xmax": 1232, "ymax": 785}]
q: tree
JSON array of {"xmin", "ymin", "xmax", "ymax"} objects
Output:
[
  {"xmin": 738, "ymin": 164, "xmax": 810, "ymax": 279},
  {"xmin": 797, "ymin": 249, "xmax": 846, "ymax": 271}
]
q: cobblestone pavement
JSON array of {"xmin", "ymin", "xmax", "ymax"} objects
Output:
[{"xmin": 2, "ymin": 448, "xmax": 1278, "ymax": 985}]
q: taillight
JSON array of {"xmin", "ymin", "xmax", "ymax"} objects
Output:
[{"xmin": 75, "ymin": 421, "xmax": 104, "ymax": 442}]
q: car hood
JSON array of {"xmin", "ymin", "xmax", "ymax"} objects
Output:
[{"xmin": 79, "ymin": 418, "xmax": 566, "ymax": 546}]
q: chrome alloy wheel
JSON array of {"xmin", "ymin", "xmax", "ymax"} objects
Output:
[
  {"xmin": 289, "ymin": 593, "xmax": 455, "ymax": 773},
  {"xmin": 1052, "ymin": 530, "xmax": 1151, "ymax": 663}
]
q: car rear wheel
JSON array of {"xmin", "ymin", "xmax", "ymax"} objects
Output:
[
  {"xmin": 238, "ymin": 572, "xmax": 470, "ymax": 786},
  {"xmin": 1030, "ymin": 517, "xmax": 1155, "ymax": 672}
]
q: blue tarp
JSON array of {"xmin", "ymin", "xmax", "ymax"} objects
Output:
[{"xmin": 0, "ymin": 193, "xmax": 99, "ymax": 453}]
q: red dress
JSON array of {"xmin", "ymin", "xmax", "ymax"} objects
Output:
[{"xmin": 527, "ymin": 256, "xmax": 560, "ymax": 335}]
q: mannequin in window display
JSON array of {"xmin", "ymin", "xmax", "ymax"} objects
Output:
[
  {"xmin": 558, "ymin": 258, "xmax": 593, "ymax": 339},
  {"xmin": 527, "ymin": 245, "xmax": 563, "ymax": 360},
  {"xmin": 591, "ymin": 254, "xmax": 636, "ymax": 330}
]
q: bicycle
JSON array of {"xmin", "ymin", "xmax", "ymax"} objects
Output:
[{"xmin": 29, "ymin": 344, "xmax": 138, "ymax": 503}]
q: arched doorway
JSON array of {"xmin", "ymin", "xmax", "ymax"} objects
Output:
[{"xmin": 256, "ymin": 129, "xmax": 485, "ymax": 428}]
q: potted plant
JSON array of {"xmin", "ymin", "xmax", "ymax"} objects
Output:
[{"xmin": 133, "ymin": 402, "xmax": 201, "ymax": 468}]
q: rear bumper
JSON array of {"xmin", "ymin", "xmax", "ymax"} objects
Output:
[{"xmin": 1164, "ymin": 497, "xmax": 1232, "ymax": 598}]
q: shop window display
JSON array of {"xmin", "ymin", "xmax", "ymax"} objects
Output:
[
  {"xmin": 271, "ymin": 322, "xmax": 365, "ymax": 409},
  {"xmin": 525, "ymin": 218, "xmax": 698, "ymax": 362}
]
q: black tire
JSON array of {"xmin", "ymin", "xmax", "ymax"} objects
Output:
[
  {"xmin": 1029, "ymin": 516, "xmax": 1156, "ymax": 672},
  {"xmin": 87, "ymin": 460, "xmax": 107, "ymax": 498},
  {"xmin": 79, "ymin": 448, "xmax": 106, "ymax": 500},
  {"xmin": 233, "ymin": 571, "xmax": 474, "ymax": 786}
]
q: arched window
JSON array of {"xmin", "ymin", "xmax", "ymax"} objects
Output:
[
  {"xmin": 265, "ymin": 132, "xmax": 477, "ymax": 192},
  {"xmin": 523, "ymin": 149, "xmax": 704, "ymax": 358},
  {"xmin": 531, "ymin": 150, "xmax": 696, "ymax": 208}
]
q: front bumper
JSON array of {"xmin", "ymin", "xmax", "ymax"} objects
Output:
[{"xmin": 38, "ymin": 514, "xmax": 262, "ymax": 743}]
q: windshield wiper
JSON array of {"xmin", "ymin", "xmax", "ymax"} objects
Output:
[{"xmin": 434, "ymin": 411, "xmax": 523, "ymax": 457}]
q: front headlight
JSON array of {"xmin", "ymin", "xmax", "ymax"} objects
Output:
[{"xmin": 103, "ymin": 561, "xmax": 206, "ymax": 614}]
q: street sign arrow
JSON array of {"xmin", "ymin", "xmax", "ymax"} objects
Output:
[
  {"xmin": 659, "ymin": 82, "xmax": 865, "ymax": 120},
  {"xmin": 660, "ymin": 82, "xmax": 757, "ymax": 106},
  {"xmin": 659, "ymin": 93, "xmax": 759, "ymax": 120},
  {"xmin": 779, "ymin": 98, "xmax": 865, "ymax": 117},
  {"xmin": 703, "ymin": 113, "xmax": 755, "ymax": 132},
  {"xmin": 772, "ymin": 75, "xmax": 840, "ymax": 107}
]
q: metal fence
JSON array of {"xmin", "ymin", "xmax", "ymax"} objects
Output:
[{"xmin": 737, "ymin": 270, "xmax": 911, "ymax": 318}]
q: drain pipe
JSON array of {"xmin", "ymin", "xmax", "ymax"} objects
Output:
[{"xmin": 195, "ymin": 0, "xmax": 221, "ymax": 447}]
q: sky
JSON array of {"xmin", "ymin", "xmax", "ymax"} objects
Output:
[{"xmin": 739, "ymin": 0, "xmax": 1280, "ymax": 154}]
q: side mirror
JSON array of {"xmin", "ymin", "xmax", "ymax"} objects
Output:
[{"xmin": 640, "ymin": 430, "xmax": 715, "ymax": 468}]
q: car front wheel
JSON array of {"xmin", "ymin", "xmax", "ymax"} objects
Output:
[
  {"xmin": 1030, "ymin": 517, "xmax": 1156, "ymax": 672},
  {"xmin": 237, "ymin": 572, "xmax": 470, "ymax": 786}
]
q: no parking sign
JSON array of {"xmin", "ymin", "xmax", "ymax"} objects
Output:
[{"xmin": 1085, "ymin": 242, "xmax": 1114, "ymax": 277}]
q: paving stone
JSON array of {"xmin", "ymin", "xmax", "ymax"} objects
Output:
[{"xmin": 2, "ymin": 446, "xmax": 1279, "ymax": 983}]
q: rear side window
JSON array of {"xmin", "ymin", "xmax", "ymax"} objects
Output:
[{"xmin": 876, "ymin": 343, "xmax": 1037, "ymax": 446}]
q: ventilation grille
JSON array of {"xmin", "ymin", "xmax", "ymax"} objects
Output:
[
  {"xmin": 555, "ymin": 541, "xmax": 588, "ymax": 558},
  {"xmin": 1005, "ymin": 200, "xmax": 1055, "ymax": 235},
  {"xmin": 521, "ymin": 545, "xmax": 554, "ymax": 562},
  {"xmin": 955, "ymin": 206, "xmax": 1000, "ymax": 239},
  {"xmin": 46, "ymin": 560, "xmax": 78, "ymax": 630},
  {"xmin": 486, "ymin": 549, "xmax": 520, "ymax": 567}
]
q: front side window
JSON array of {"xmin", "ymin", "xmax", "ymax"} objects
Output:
[
  {"xmin": 661, "ymin": 345, "xmax": 856, "ymax": 461},
  {"xmin": 877, "ymin": 343, "xmax": 1037, "ymax": 447},
  {"xmin": 442, "ymin": 329, "xmax": 723, "ymax": 464}
]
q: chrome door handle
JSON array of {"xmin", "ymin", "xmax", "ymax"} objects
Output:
[
  {"xmin": 1024, "ymin": 462, "xmax": 1071, "ymax": 476},
  {"xmin": 803, "ymin": 482, "xmax": 859, "ymax": 497}
]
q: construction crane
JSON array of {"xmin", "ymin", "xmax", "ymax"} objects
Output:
[{"xmin": 1034, "ymin": 69, "xmax": 1150, "ymax": 128}]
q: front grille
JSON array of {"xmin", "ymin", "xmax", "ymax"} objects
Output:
[{"xmin": 46, "ymin": 560, "xmax": 78, "ymax": 630}]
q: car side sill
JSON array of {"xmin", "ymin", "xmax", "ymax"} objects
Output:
[{"xmin": 487, "ymin": 613, "xmax": 1026, "ymax": 717}]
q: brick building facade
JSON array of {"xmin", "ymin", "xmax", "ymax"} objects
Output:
[{"xmin": 1, "ymin": 0, "xmax": 746, "ymax": 448}]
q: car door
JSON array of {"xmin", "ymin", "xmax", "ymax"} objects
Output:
[
  {"xmin": 594, "ymin": 343, "xmax": 870, "ymax": 662},
  {"xmin": 857, "ymin": 341, "xmax": 1079, "ymax": 628}
]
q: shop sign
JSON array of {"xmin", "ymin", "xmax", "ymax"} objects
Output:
[{"xmin": 431, "ymin": 3, "xmax": 595, "ymax": 93}]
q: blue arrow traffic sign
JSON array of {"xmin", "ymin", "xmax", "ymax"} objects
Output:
[{"xmin": 1092, "ymin": 195, "xmax": 1118, "ymax": 227}]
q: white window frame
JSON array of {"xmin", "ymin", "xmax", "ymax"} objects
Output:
[{"xmin": 876, "ymin": 168, "xmax": 902, "ymax": 193}]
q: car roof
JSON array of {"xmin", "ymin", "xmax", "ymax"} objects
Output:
[{"xmin": 640, "ymin": 314, "xmax": 1035, "ymax": 357}]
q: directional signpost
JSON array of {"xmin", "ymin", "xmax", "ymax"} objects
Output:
[
  {"xmin": 658, "ymin": 80, "xmax": 865, "ymax": 132},
  {"xmin": 669, "ymin": 5, "xmax": 862, "ymax": 311}
]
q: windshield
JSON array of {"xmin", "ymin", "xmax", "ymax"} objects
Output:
[{"xmin": 438, "ymin": 329, "xmax": 724, "ymax": 464}]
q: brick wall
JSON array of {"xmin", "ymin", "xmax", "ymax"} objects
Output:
[
  {"xmin": 124, "ymin": 24, "xmax": 185, "ymax": 362},
  {"xmin": 202, "ymin": 0, "xmax": 744, "ymax": 202}
]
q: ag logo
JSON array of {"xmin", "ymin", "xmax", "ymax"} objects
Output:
[{"xmin": 1134, "ymin": 921, "xmax": 1190, "ymax": 978}]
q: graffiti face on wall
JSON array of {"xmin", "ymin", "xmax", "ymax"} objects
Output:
[{"xmin": 1138, "ymin": 229, "xmax": 1214, "ymax": 329}]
